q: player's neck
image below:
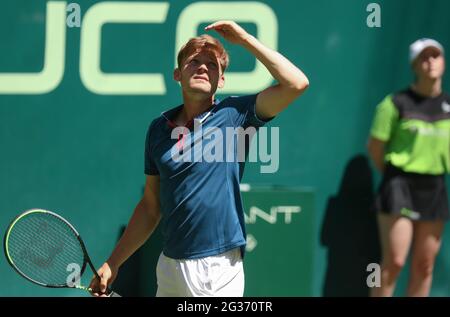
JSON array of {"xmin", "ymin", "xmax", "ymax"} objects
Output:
[
  {"xmin": 412, "ymin": 78, "xmax": 442, "ymax": 98},
  {"xmin": 177, "ymin": 93, "xmax": 214, "ymax": 125}
]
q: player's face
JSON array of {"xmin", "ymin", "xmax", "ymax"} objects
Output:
[
  {"xmin": 414, "ymin": 47, "xmax": 446, "ymax": 80},
  {"xmin": 175, "ymin": 49, "xmax": 225, "ymax": 96}
]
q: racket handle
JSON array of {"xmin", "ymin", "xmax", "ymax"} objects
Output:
[{"xmin": 108, "ymin": 290, "xmax": 121, "ymax": 297}]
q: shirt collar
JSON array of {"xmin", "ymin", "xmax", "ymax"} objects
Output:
[{"xmin": 161, "ymin": 98, "xmax": 220, "ymax": 128}]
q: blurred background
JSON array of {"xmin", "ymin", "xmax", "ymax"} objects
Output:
[{"xmin": 1, "ymin": 0, "xmax": 449, "ymax": 297}]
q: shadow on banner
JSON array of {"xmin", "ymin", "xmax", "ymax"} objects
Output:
[{"xmin": 321, "ymin": 154, "xmax": 381, "ymax": 297}]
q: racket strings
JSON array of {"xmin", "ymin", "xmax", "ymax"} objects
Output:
[{"xmin": 7, "ymin": 213, "xmax": 85, "ymax": 286}]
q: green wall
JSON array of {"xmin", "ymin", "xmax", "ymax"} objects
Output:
[{"xmin": 1, "ymin": 0, "xmax": 449, "ymax": 296}]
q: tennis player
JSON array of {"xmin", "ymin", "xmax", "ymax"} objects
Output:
[
  {"xmin": 90, "ymin": 21, "xmax": 309, "ymax": 297},
  {"xmin": 368, "ymin": 38, "xmax": 448, "ymax": 297}
]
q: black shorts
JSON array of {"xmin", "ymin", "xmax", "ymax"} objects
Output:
[{"xmin": 375, "ymin": 164, "xmax": 450, "ymax": 222}]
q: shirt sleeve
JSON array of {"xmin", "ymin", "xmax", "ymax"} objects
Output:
[
  {"xmin": 370, "ymin": 95, "xmax": 399, "ymax": 142},
  {"xmin": 144, "ymin": 120, "xmax": 159, "ymax": 175},
  {"xmin": 228, "ymin": 94, "xmax": 275, "ymax": 128}
]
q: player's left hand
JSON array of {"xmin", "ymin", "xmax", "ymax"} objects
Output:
[{"xmin": 205, "ymin": 21, "xmax": 251, "ymax": 45}]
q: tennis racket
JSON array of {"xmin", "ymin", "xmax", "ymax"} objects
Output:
[{"xmin": 3, "ymin": 208, "xmax": 121, "ymax": 297}]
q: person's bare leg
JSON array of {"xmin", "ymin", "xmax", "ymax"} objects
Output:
[
  {"xmin": 371, "ymin": 214, "xmax": 413, "ymax": 297},
  {"xmin": 407, "ymin": 221, "xmax": 444, "ymax": 297}
]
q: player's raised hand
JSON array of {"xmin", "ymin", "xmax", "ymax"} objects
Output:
[{"xmin": 205, "ymin": 21, "xmax": 251, "ymax": 45}]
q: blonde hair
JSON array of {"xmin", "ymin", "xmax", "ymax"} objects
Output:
[{"xmin": 177, "ymin": 34, "xmax": 229, "ymax": 72}]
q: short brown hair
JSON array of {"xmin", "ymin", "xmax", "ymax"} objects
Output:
[{"xmin": 177, "ymin": 34, "xmax": 229, "ymax": 72}]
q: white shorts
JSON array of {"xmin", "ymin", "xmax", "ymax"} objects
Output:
[{"xmin": 156, "ymin": 248, "xmax": 244, "ymax": 297}]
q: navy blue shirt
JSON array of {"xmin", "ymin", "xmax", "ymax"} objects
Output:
[{"xmin": 145, "ymin": 94, "xmax": 273, "ymax": 259}]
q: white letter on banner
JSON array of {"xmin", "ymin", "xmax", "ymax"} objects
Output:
[{"xmin": 80, "ymin": 2, "xmax": 169, "ymax": 95}]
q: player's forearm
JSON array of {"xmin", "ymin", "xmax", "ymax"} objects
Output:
[
  {"xmin": 372, "ymin": 155, "xmax": 385, "ymax": 173},
  {"xmin": 367, "ymin": 138, "xmax": 385, "ymax": 173},
  {"xmin": 242, "ymin": 35, "xmax": 309, "ymax": 91},
  {"xmin": 107, "ymin": 200, "xmax": 160, "ymax": 269}
]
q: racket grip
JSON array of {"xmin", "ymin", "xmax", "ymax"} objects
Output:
[{"xmin": 108, "ymin": 290, "xmax": 121, "ymax": 297}]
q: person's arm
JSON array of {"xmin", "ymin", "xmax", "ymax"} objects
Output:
[
  {"xmin": 367, "ymin": 95, "xmax": 398, "ymax": 174},
  {"xmin": 367, "ymin": 137, "xmax": 386, "ymax": 173},
  {"xmin": 205, "ymin": 21, "xmax": 309, "ymax": 120},
  {"xmin": 90, "ymin": 175, "xmax": 161, "ymax": 296}
]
